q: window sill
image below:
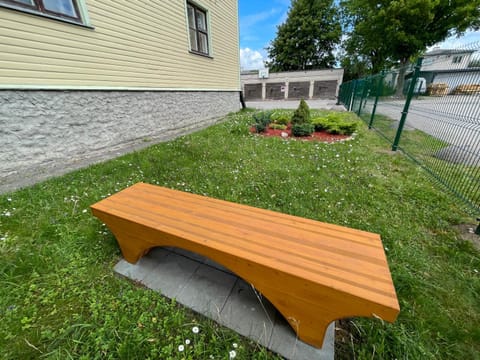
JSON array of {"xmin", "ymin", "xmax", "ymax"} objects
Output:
[
  {"xmin": 0, "ymin": 3, "xmax": 94, "ymax": 29},
  {"xmin": 189, "ymin": 50, "xmax": 213, "ymax": 59}
]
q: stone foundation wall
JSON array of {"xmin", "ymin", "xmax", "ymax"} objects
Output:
[{"xmin": 0, "ymin": 90, "xmax": 241, "ymax": 192}]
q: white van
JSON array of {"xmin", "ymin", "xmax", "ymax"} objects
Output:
[{"xmin": 404, "ymin": 77, "xmax": 427, "ymax": 94}]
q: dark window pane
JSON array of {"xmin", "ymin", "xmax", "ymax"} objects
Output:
[
  {"xmin": 187, "ymin": 5, "xmax": 195, "ymax": 28},
  {"xmin": 198, "ymin": 32, "xmax": 208, "ymax": 54},
  {"xmin": 196, "ymin": 10, "xmax": 206, "ymax": 31},
  {"xmin": 189, "ymin": 29, "xmax": 198, "ymax": 51}
]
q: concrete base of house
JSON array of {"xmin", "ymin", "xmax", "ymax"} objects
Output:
[{"xmin": 0, "ymin": 90, "xmax": 241, "ymax": 194}]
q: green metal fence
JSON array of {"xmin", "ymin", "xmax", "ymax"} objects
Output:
[{"xmin": 339, "ymin": 47, "xmax": 480, "ymax": 222}]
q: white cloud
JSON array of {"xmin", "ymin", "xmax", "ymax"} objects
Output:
[{"xmin": 240, "ymin": 48, "xmax": 268, "ymax": 70}]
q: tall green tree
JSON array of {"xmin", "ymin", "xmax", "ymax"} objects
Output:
[
  {"xmin": 266, "ymin": 0, "xmax": 341, "ymax": 72},
  {"xmin": 341, "ymin": 0, "xmax": 480, "ymax": 92}
]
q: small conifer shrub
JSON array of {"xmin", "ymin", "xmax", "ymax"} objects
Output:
[{"xmin": 291, "ymin": 99, "xmax": 311, "ymax": 124}]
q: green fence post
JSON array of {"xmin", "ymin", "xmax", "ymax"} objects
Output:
[
  {"xmin": 348, "ymin": 79, "xmax": 357, "ymax": 111},
  {"xmin": 368, "ymin": 71, "xmax": 385, "ymax": 129},
  {"xmin": 357, "ymin": 78, "xmax": 369, "ymax": 117},
  {"xmin": 349, "ymin": 80, "xmax": 357, "ymax": 112},
  {"xmin": 392, "ymin": 58, "xmax": 423, "ymax": 151}
]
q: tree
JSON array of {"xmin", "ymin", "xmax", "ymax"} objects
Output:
[
  {"xmin": 266, "ymin": 0, "xmax": 341, "ymax": 72},
  {"xmin": 337, "ymin": 44, "xmax": 378, "ymax": 81},
  {"xmin": 341, "ymin": 0, "xmax": 480, "ymax": 93}
]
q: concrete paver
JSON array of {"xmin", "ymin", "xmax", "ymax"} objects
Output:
[
  {"xmin": 219, "ymin": 278, "xmax": 276, "ymax": 346},
  {"xmin": 114, "ymin": 247, "xmax": 334, "ymax": 360},
  {"xmin": 113, "ymin": 247, "xmax": 169, "ymax": 282},
  {"xmin": 142, "ymin": 252, "xmax": 200, "ymax": 298},
  {"xmin": 176, "ymin": 263, "xmax": 237, "ymax": 319}
]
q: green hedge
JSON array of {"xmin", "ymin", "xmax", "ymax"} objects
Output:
[
  {"xmin": 270, "ymin": 111, "xmax": 290, "ymax": 125},
  {"xmin": 292, "ymin": 123, "xmax": 314, "ymax": 137},
  {"xmin": 269, "ymin": 123, "xmax": 288, "ymax": 130},
  {"xmin": 311, "ymin": 113, "xmax": 359, "ymax": 135}
]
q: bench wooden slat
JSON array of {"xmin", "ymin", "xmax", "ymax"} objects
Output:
[
  {"xmin": 105, "ymin": 192, "xmax": 387, "ymax": 266},
  {"xmin": 139, "ymin": 184, "xmax": 380, "ymax": 245},
  {"xmin": 101, "ymin": 196, "xmax": 397, "ymax": 297},
  {"xmin": 91, "ymin": 182, "xmax": 400, "ymax": 348},
  {"xmin": 111, "ymin": 185, "xmax": 386, "ymax": 264}
]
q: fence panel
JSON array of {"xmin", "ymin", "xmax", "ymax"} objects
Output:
[{"xmin": 339, "ymin": 45, "xmax": 480, "ymax": 215}]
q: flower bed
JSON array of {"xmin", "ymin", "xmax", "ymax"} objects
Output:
[{"xmin": 250, "ymin": 123, "xmax": 352, "ymax": 142}]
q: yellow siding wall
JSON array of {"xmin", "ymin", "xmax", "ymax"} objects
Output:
[{"xmin": 0, "ymin": 0, "xmax": 240, "ymax": 90}]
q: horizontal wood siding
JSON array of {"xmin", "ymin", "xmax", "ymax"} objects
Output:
[{"xmin": 0, "ymin": 0, "xmax": 240, "ymax": 90}]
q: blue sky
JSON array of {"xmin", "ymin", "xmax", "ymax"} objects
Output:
[
  {"xmin": 238, "ymin": 0, "xmax": 290, "ymax": 70},
  {"xmin": 238, "ymin": 0, "xmax": 480, "ymax": 70}
]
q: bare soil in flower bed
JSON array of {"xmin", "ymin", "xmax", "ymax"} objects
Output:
[{"xmin": 249, "ymin": 124, "xmax": 352, "ymax": 142}]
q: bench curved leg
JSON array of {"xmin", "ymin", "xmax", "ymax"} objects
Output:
[
  {"xmin": 111, "ymin": 231, "xmax": 152, "ymax": 264},
  {"xmin": 243, "ymin": 279, "xmax": 388, "ymax": 349}
]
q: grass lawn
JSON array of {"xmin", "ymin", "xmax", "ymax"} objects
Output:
[{"xmin": 0, "ymin": 109, "xmax": 479, "ymax": 359}]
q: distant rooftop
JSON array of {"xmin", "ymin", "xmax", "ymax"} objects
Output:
[
  {"xmin": 240, "ymin": 69, "xmax": 259, "ymax": 75},
  {"xmin": 425, "ymin": 48, "xmax": 476, "ymax": 56}
]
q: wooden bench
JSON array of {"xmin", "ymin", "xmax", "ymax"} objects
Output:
[{"xmin": 91, "ymin": 182, "xmax": 399, "ymax": 349}]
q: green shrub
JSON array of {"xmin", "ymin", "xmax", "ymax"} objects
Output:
[
  {"xmin": 270, "ymin": 112, "xmax": 290, "ymax": 125},
  {"xmin": 253, "ymin": 122, "xmax": 267, "ymax": 133},
  {"xmin": 252, "ymin": 111, "xmax": 272, "ymax": 133},
  {"xmin": 291, "ymin": 99, "xmax": 310, "ymax": 125},
  {"xmin": 269, "ymin": 123, "xmax": 287, "ymax": 130},
  {"xmin": 311, "ymin": 117, "xmax": 330, "ymax": 132},
  {"xmin": 253, "ymin": 111, "xmax": 272, "ymax": 126},
  {"xmin": 291, "ymin": 123, "xmax": 314, "ymax": 137},
  {"xmin": 311, "ymin": 113, "xmax": 359, "ymax": 135},
  {"xmin": 328, "ymin": 122, "xmax": 358, "ymax": 135}
]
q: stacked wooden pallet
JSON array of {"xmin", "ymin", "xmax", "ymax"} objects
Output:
[
  {"xmin": 451, "ymin": 84, "xmax": 480, "ymax": 95},
  {"xmin": 427, "ymin": 83, "xmax": 449, "ymax": 96}
]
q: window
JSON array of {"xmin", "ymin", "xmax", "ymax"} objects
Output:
[
  {"xmin": 187, "ymin": 2, "xmax": 209, "ymax": 56},
  {"xmin": 0, "ymin": 0, "xmax": 88, "ymax": 24},
  {"xmin": 452, "ymin": 56, "xmax": 463, "ymax": 64}
]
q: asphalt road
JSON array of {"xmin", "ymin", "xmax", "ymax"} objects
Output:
[{"xmin": 246, "ymin": 99, "xmax": 345, "ymax": 111}]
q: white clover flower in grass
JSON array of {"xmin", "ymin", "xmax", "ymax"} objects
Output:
[
  {"xmin": 178, "ymin": 345, "xmax": 185, "ymax": 352},
  {"xmin": 192, "ymin": 326, "xmax": 200, "ymax": 334},
  {"xmin": 229, "ymin": 350, "xmax": 237, "ymax": 359},
  {"xmin": 232, "ymin": 343, "xmax": 238, "ymax": 348},
  {"xmin": 185, "ymin": 339, "xmax": 191, "ymax": 345}
]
